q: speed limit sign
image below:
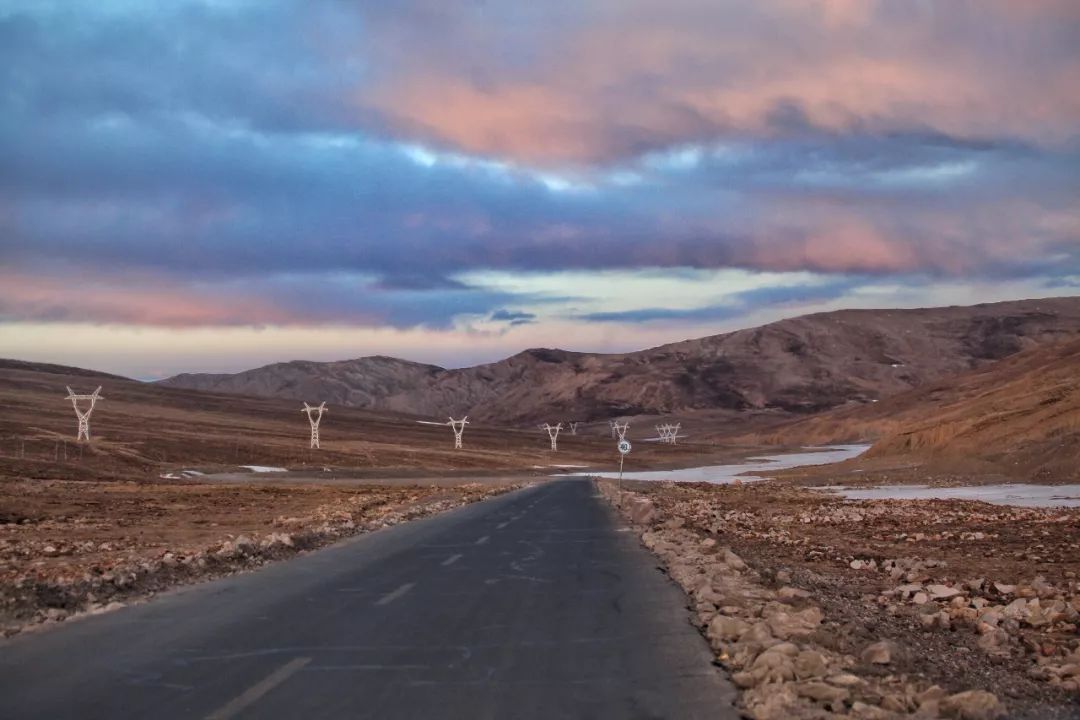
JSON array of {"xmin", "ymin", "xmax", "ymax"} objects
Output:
[{"xmin": 617, "ymin": 439, "xmax": 632, "ymax": 455}]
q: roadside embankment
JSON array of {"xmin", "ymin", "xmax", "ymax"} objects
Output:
[{"xmin": 597, "ymin": 479, "xmax": 1080, "ymax": 719}]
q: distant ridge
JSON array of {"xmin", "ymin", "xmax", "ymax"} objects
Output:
[
  {"xmin": 157, "ymin": 297, "xmax": 1080, "ymax": 425},
  {"xmin": 0, "ymin": 358, "xmax": 129, "ymax": 381}
]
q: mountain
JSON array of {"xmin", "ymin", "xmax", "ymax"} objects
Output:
[
  {"xmin": 157, "ymin": 297, "xmax": 1080, "ymax": 425},
  {"xmin": 748, "ymin": 338, "xmax": 1080, "ymax": 480}
]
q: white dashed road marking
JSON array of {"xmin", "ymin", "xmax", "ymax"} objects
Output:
[
  {"xmin": 475, "ymin": 535, "xmax": 490, "ymax": 545},
  {"xmin": 205, "ymin": 656, "xmax": 310, "ymax": 720},
  {"xmin": 375, "ymin": 582, "xmax": 415, "ymax": 606},
  {"xmin": 441, "ymin": 554, "xmax": 463, "ymax": 567}
]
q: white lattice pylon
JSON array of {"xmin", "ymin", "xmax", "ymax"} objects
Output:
[
  {"xmin": 609, "ymin": 420, "xmax": 618, "ymax": 439},
  {"xmin": 614, "ymin": 421, "xmax": 630, "ymax": 441},
  {"xmin": 542, "ymin": 423, "xmax": 562, "ymax": 451},
  {"xmin": 301, "ymin": 402, "xmax": 327, "ymax": 449},
  {"xmin": 568, "ymin": 421, "xmax": 580, "ymax": 436},
  {"xmin": 668, "ymin": 423, "xmax": 681, "ymax": 445},
  {"xmin": 447, "ymin": 416, "xmax": 469, "ymax": 449},
  {"xmin": 65, "ymin": 386, "xmax": 102, "ymax": 442}
]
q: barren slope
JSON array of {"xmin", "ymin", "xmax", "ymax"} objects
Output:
[
  {"xmin": 159, "ymin": 297, "xmax": 1080, "ymax": 425},
  {"xmin": 0, "ymin": 362, "xmax": 743, "ymax": 480},
  {"xmin": 747, "ymin": 338, "xmax": 1080, "ymax": 480}
]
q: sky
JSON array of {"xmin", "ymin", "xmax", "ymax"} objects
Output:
[{"xmin": 1, "ymin": 0, "xmax": 1078, "ymax": 379}]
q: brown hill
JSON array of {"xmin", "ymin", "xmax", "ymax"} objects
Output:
[
  {"xmin": 157, "ymin": 297, "xmax": 1080, "ymax": 426},
  {"xmin": 747, "ymin": 338, "xmax": 1080, "ymax": 480}
]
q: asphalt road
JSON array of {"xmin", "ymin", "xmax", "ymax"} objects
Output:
[{"xmin": 0, "ymin": 478, "xmax": 738, "ymax": 719}]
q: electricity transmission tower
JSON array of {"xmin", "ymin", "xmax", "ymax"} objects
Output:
[
  {"xmin": 542, "ymin": 423, "xmax": 562, "ymax": 451},
  {"xmin": 447, "ymin": 416, "xmax": 469, "ymax": 449},
  {"xmin": 613, "ymin": 421, "xmax": 630, "ymax": 441},
  {"xmin": 302, "ymin": 402, "xmax": 327, "ymax": 449},
  {"xmin": 655, "ymin": 423, "xmax": 681, "ymax": 445},
  {"xmin": 568, "ymin": 421, "xmax": 580, "ymax": 436},
  {"xmin": 65, "ymin": 386, "xmax": 102, "ymax": 442}
]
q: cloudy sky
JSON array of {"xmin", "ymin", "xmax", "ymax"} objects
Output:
[{"xmin": 1, "ymin": 0, "xmax": 1078, "ymax": 378}]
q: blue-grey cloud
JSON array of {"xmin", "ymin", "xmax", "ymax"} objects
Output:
[
  {"xmin": 576, "ymin": 279, "xmax": 864, "ymax": 324},
  {"xmin": 0, "ymin": 0, "xmax": 1077, "ymax": 330},
  {"xmin": 490, "ymin": 309, "xmax": 538, "ymax": 326}
]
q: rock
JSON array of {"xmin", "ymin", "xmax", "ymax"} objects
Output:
[
  {"xmin": 794, "ymin": 680, "xmax": 849, "ymax": 704},
  {"xmin": 722, "ymin": 549, "xmax": 747, "ymax": 571},
  {"xmin": 993, "ymin": 582, "xmax": 1016, "ymax": 595},
  {"xmin": 850, "ymin": 702, "xmax": 893, "ymax": 719},
  {"xmin": 42, "ymin": 545, "xmax": 58, "ymax": 557},
  {"xmin": 913, "ymin": 591, "xmax": 930, "ymax": 605},
  {"xmin": 1003, "ymin": 598, "xmax": 1029, "ymax": 620},
  {"xmin": 628, "ymin": 498, "xmax": 658, "ymax": 525},
  {"xmin": 699, "ymin": 537, "xmax": 717, "ymax": 548},
  {"xmin": 777, "ymin": 586, "xmax": 810, "ymax": 601},
  {"xmin": 850, "ymin": 559, "xmax": 865, "ymax": 570},
  {"xmin": 746, "ymin": 646, "xmax": 796, "ymax": 685},
  {"xmin": 776, "ymin": 570, "xmax": 792, "ymax": 584},
  {"xmin": 793, "ymin": 650, "xmax": 829, "ymax": 679},
  {"xmin": 826, "ymin": 673, "xmax": 864, "ymax": 687},
  {"xmin": 918, "ymin": 685, "xmax": 949, "ymax": 704},
  {"xmin": 940, "ymin": 690, "xmax": 1003, "ymax": 719},
  {"xmin": 766, "ymin": 606, "xmax": 823, "ymax": 639},
  {"xmin": 706, "ymin": 615, "xmax": 750, "ymax": 643},
  {"xmin": 861, "ymin": 640, "xmax": 895, "ymax": 665},
  {"xmin": 896, "ymin": 583, "xmax": 923, "ymax": 598},
  {"xmin": 927, "ymin": 584, "xmax": 962, "ymax": 600}
]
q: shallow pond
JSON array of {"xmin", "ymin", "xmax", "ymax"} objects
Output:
[
  {"xmin": 820, "ymin": 484, "xmax": 1080, "ymax": 508},
  {"xmin": 587, "ymin": 444, "xmax": 870, "ymax": 484}
]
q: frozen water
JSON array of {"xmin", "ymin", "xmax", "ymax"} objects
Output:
[
  {"xmin": 586, "ymin": 444, "xmax": 870, "ymax": 484},
  {"xmin": 820, "ymin": 483, "xmax": 1080, "ymax": 508}
]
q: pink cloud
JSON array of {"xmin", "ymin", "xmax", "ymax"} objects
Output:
[
  {"xmin": 360, "ymin": 1, "xmax": 1080, "ymax": 165},
  {"xmin": 0, "ymin": 271, "xmax": 303, "ymax": 327}
]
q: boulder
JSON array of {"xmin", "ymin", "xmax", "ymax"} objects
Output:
[
  {"xmin": 940, "ymin": 690, "xmax": 1004, "ymax": 720},
  {"xmin": 793, "ymin": 650, "xmax": 829, "ymax": 679},
  {"xmin": 860, "ymin": 640, "xmax": 895, "ymax": 665},
  {"xmin": 927, "ymin": 584, "xmax": 962, "ymax": 600},
  {"xmin": 707, "ymin": 615, "xmax": 750, "ymax": 644},
  {"xmin": 766, "ymin": 606, "xmax": 823, "ymax": 639}
]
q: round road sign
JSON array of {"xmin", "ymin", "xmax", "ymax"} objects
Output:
[{"xmin": 617, "ymin": 439, "xmax": 632, "ymax": 455}]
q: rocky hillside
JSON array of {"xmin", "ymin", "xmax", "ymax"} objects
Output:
[
  {"xmin": 157, "ymin": 297, "xmax": 1080, "ymax": 425},
  {"xmin": 750, "ymin": 337, "xmax": 1080, "ymax": 479}
]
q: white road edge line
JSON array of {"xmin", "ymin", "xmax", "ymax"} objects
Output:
[
  {"xmin": 375, "ymin": 582, "xmax": 416, "ymax": 606},
  {"xmin": 205, "ymin": 656, "xmax": 311, "ymax": 720},
  {"xmin": 441, "ymin": 553, "xmax": 463, "ymax": 566},
  {"xmin": 475, "ymin": 535, "xmax": 490, "ymax": 545}
]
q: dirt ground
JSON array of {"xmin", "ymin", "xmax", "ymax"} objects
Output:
[
  {"xmin": 605, "ymin": 479, "xmax": 1080, "ymax": 719},
  {"xmin": 0, "ymin": 477, "xmax": 524, "ymax": 637},
  {"xmin": 0, "ymin": 364, "xmax": 765, "ymax": 482}
]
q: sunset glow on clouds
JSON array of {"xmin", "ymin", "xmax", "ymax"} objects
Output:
[{"xmin": 1, "ymin": 0, "xmax": 1078, "ymax": 377}]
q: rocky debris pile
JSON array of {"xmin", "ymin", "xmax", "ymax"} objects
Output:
[
  {"xmin": 631, "ymin": 481, "xmax": 1080, "ymax": 697},
  {"xmin": 597, "ymin": 480, "xmax": 1070, "ymax": 719},
  {"xmin": 877, "ymin": 575, "xmax": 1080, "ymax": 692},
  {"xmin": 0, "ymin": 482, "xmax": 517, "ymax": 637}
]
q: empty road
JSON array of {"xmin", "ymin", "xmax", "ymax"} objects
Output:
[{"xmin": 0, "ymin": 478, "xmax": 737, "ymax": 719}]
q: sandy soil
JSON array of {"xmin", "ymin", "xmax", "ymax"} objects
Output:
[
  {"xmin": 602, "ymin": 479, "xmax": 1080, "ymax": 719},
  {"xmin": 0, "ymin": 477, "xmax": 523, "ymax": 637}
]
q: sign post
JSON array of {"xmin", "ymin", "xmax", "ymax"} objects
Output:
[{"xmin": 617, "ymin": 439, "xmax": 631, "ymax": 488}]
